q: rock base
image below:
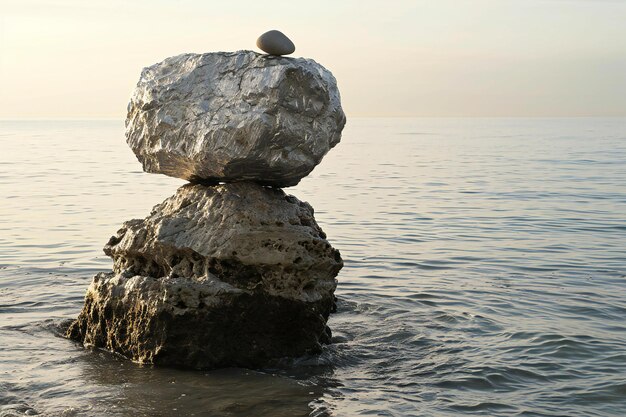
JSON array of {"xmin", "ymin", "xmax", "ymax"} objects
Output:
[
  {"xmin": 67, "ymin": 183, "xmax": 342, "ymax": 369},
  {"xmin": 67, "ymin": 273, "xmax": 333, "ymax": 369}
]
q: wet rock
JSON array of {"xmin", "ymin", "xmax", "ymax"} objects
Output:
[
  {"xmin": 67, "ymin": 183, "xmax": 342, "ymax": 369},
  {"xmin": 256, "ymin": 30, "xmax": 296, "ymax": 55},
  {"xmin": 125, "ymin": 51, "xmax": 345, "ymax": 187},
  {"xmin": 66, "ymin": 273, "xmax": 334, "ymax": 369}
]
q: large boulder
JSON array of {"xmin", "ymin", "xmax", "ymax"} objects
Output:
[
  {"xmin": 125, "ymin": 51, "xmax": 346, "ymax": 187},
  {"xmin": 67, "ymin": 183, "xmax": 342, "ymax": 369}
]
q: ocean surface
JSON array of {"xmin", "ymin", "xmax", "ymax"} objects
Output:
[{"xmin": 1, "ymin": 118, "xmax": 625, "ymax": 417}]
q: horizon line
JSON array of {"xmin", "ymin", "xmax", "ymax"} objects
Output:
[{"xmin": 2, "ymin": 115, "xmax": 626, "ymax": 122}]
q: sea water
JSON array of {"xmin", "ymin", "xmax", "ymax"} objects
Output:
[{"xmin": 1, "ymin": 118, "xmax": 625, "ymax": 416}]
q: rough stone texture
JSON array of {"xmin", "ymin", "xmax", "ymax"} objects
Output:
[
  {"xmin": 67, "ymin": 183, "xmax": 342, "ymax": 369},
  {"xmin": 125, "ymin": 51, "xmax": 345, "ymax": 187},
  {"xmin": 256, "ymin": 30, "xmax": 296, "ymax": 55}
]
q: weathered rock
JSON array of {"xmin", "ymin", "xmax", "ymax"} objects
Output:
[
  {"xmin": 256, "ymin": 30, "xmax": 296, "ymax": 55},
  {"xmin": 67, "ymin": 182, "xmax": 342, "ymax": 369},
  {"xmin": 125, "ymin": 51, "xmax": 345, "ymax": 187}
]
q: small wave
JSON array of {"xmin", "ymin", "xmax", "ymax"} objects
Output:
[{"xmin": 449, "ymin": 401, "xmax": 517, "ymax": 412}]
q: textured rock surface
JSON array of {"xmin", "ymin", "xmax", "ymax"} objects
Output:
[
  {"xmin": 67, "ymin": 183, "xmax": 342, "ymax": 369},
  {"xmin": 126, "ymin": 51, "xmax": 345, "ymax": 187},
  {"xmin": 256, "ymin": 30, "xmax": 296, "ymax": 55}
]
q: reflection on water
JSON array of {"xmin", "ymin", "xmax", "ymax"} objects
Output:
[
  {"xmin": 75, "ymin": 352, "xmax": 329, "ymax": 417},
  {"xmin": 1, "ymin": 118, "xmax": 626, "ymax": 416}
]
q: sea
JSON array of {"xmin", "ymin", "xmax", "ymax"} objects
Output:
[{"xmin": 1, "ymin": 118, "xmax": 625, "ymax": 417}]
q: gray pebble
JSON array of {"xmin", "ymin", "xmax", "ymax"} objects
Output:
[{"xmin": 256, "ymin": 30, "xmax": 295, "ymax": 56}]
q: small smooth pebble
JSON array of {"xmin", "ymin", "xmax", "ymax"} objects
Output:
[{"xmin": 256, "ymin": 30, "xmax": 295, "ymax": 55}]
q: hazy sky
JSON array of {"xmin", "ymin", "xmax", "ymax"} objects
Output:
[{"xmin": 1, "ymin": 0, "xmax": 625, "ymax": 118}]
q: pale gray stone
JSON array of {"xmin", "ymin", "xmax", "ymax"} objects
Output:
[
  {"xmin": 67, "ymin": 182, "xmax": 342, "ymax": 369},
  {"xmin": 256, "ymin": 30, "xmax": 296, "ymax": 55},
  {"xmin": 125, "ymin": 51, "xmax": 345, "ymax": 187}
]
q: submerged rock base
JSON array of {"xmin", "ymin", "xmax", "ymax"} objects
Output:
[
  {"xmin": 66, "ymin": 273, "xmax": 334, "ymax": 369},
  {"xmin": 67, "ymin": 183, "xmax": 342, "ymax": 369}
]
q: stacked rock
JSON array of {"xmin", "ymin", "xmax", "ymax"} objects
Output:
[{"xmin": 66, "ymin": 49, "xmax": 346, "ymax": 369}]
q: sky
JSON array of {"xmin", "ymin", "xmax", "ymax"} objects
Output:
[{"xmin": 1, "ymin": 0, "xmax": 625, "ymax": 119}]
